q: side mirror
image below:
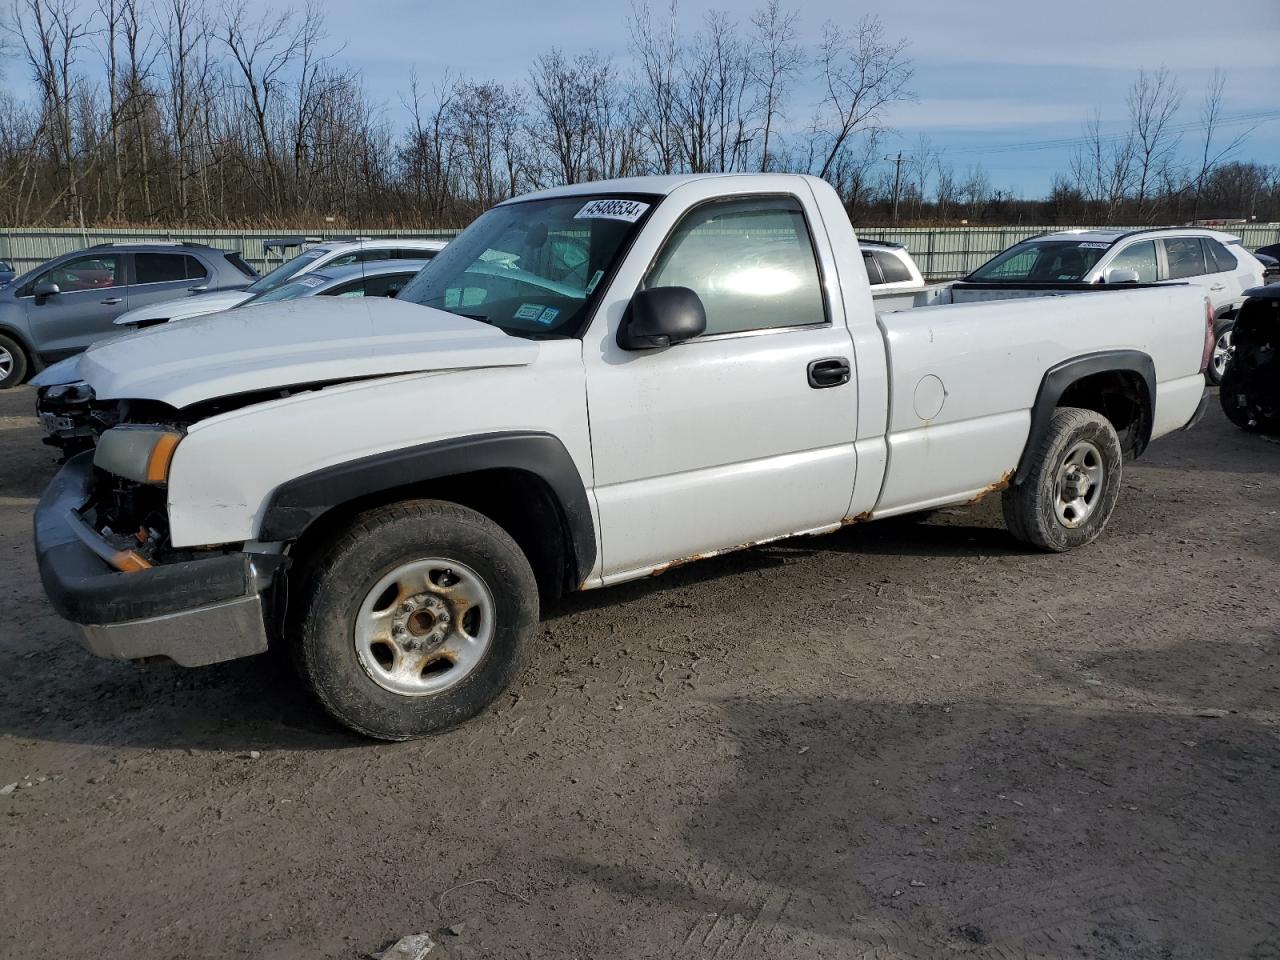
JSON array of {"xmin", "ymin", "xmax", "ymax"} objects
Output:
[
  {"xmin": 1105, "ymin": 268, "xmax": 1141, "ymax": 284},
  {"xmin": 617, "ymin": 286, "xmax": 707, "ymax": 351},
  {"xmin": 33, "ymin": 280, "xmax": 60, "ymax": 302}
]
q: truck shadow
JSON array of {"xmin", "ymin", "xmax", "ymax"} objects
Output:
[
  {"xmin": 544, "ymin": 513, "xmax": 1024, "ymax": 622},
  {"xmin": 560, "ymin": 687, "xmax": 1280, "ymax": 958}
]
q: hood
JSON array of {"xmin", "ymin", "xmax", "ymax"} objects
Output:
[
  {"xmin": 29, "ymin": 354, "xmax": 83, "ymax": 388},
  {"xmin": 79, "ymin": 297, "xmax": 539, "ymax": 408},
  {"xmin": 113, "ymin": 289, "xmax": 252, "ymax": 326}
]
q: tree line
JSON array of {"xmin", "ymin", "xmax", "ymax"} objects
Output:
[{"xmin": 1, "ymin": 0, "xmax": 1276, "ymax": 227}]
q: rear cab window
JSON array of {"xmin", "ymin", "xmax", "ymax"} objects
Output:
[{"xmin": 871, "ymin": 249, "xmax": 913, "ymax": 284}]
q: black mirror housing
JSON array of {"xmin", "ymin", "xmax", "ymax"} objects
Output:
[
  {"xmin": 33, "ymin": 280, "xmax": 60, "ymax": 301},
  {"xmin": 618, "ymin": 286, "xmax": 707, "ymax": 350}
]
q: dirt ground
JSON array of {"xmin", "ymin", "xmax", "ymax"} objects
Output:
[{"xmin": 0, "ymin": 383, "xmax": 1276, "ymax": 960}]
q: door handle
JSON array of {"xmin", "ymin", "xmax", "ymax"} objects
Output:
[
  {"xmin": 188, "ymin": 285, "xmax": 208, "ymax": 293},
  {"xmin": 100, "ymin": 297, "xmax": 123, "ymax": 305},
  {"xmin": 807, "ymin": 357, "xmax": 851, "ymax": 389},
  {"xmin": 1209, "ymin": 283, "xmax": 1226, "ymax": 291}
]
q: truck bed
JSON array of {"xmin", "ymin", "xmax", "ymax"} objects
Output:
[{"xmin": 867, "ymin": 284, "xmax": 1208, "ymax": 517}]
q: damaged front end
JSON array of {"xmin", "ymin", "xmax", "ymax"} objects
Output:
[{"xmin": 32, "ymin": 387, "xmax": 303, "ymax": 667}]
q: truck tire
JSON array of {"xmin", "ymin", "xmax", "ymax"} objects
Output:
[
  {"xmin": 1207, "ymin": 318, "xmax": 1234, "ymax": 386},
  {"xmin": 0, "ymin": 334, "xmax": 29, "ymax": 389},
  {"xmin": 290, "ymin": 499, "xmax": 538, "ymax": 740},
  {"xmin": 1002, "ymin": 407, "xmax": 1124, "ymax": 553}
]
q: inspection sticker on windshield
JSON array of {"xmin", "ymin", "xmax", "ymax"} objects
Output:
[
  {"xmin": 535, "ymin": 306, "xmax": 560, "ymax": 325},
  {"xmin": 575, "ymin": 199, "xmax": 649, "ymax": 222},
  {"xmin": 514, "ymin": 303, "xmax": 544, "ymax": 321}
]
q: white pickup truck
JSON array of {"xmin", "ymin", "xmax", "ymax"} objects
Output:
[{"xmin": 34, "ymin": 174, "xmax": 1213, "ymax": 740}]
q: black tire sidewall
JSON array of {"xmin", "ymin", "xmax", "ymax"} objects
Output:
[
  {"xmin": 296, "ymin": 502, "xmax": 538, "ymax": 740},
  {"xmin": 1009, "ymin": 408, "xmax": 1124, "ymax": 552},
  {"xmin": 1218, "ymin": 365, "xmax": 1257, "ymax": 431},
  {"xmin": 0, "ymin": 334, "xmax": 29, "ymax": 389}
]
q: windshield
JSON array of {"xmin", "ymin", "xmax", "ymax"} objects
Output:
[
  {"xmin": 396, "ymin": 194, "xmax": 657, "ymax": 337},
  {"xmin": 968, "ymin": 239, "xmax": 1112, "ymax": 283},
  {"xmin": 247, "ymin": 247, "xmax": 331, "ymax": 293},
  {"xmin": 243, "ymin": 273, "xmax": 332, "ymax": 305}
]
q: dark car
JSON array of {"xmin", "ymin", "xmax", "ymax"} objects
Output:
[
  {"xmin": 1220, "ymin": 285, "xmax": 1279, "ymax": 433},
  {"xmin": 0, "ymin": 242, "xmax": 258, "ymax": 388},
  {"xmin": 1254, "ymin": 242, "xmax": 1280, "ymax": 261}
]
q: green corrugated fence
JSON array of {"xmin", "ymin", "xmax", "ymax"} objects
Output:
[
  {"xmin": 2, "ymin": 223, "xmax": 1278, "ymax": 280},
  {"xmin": 0, "ymin": 228, "xmax": 464, "ymax": 277}
]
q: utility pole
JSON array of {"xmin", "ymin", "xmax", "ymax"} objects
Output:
[{"xmin": 883, "ymin": 151, "xmax": 915, "ymax": 224}]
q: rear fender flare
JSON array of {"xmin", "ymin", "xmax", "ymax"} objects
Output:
[{"xmin": 1015, "ymin": 350, "xmax": 1156, "ymax": 485}]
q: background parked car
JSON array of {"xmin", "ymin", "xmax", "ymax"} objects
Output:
[
  {"xmin": 1219, "ymin": 285, "xmax": 1278, "ymax": 433},
  {"xmin": 0, "ymin": 242, "xmax": 257, "ymax": 389},
  {"xmin": 0, "ymin": 260, "xmax": 15, "ymax": 285},
  {"xmin": 36, "ymin": 260, "xmax": 430, "ymax": 454},
  {"xmin": 119, "ymin": 259, "xmax": 429, "ymax": 328},
  {"xmin": 960, "ymin": 227, "xmax": 1265, "ymax": 384},
  {"xmin": 1254, "ymin": 242, "xmax": 1280, "ymax": 262},
  {"xmin": 109, "ymin": 237, "xmax": 448, "ymax": 330}
]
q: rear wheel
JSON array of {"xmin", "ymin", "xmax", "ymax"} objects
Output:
[
  {"xmin": 0, "ymin": 334, "xmax": 29, "ymax": 389},
  {"xmin": 290, "ymin": 500, "xmax": 538, "ymax": 740},
  {"xmin": 1003, "ymin": 407, "xmax": 1124, "ymax": 552}
]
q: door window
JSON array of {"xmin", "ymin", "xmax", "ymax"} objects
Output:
[
  {"xmin": 646, "ymin": 196, "xmax": 825, "ymax": 336},
  {"xmin": 1203, "ymin": 238, "xmax": 1237, "ymax": 273},
  {"xmin": 134, "ymin": 252, "xmax": 208, "ymax": 284},
  {"xmin": 326, "ymin": 279, "xmax": 368, "ymax": 298},
  {"xmin": 1164, "ymin": 237, "xmax": 1208, "ymax": 279},
  {"xmin": 22, "ymin": 254, "xmax": 122, "ymax": 295},
  {"xmin": 1108, "ymin": 240, "xmax": 1158, "ymax": 282},
  {"xmin": 365, "ymin": 273, "xmax": 413, "ymax": 297}
]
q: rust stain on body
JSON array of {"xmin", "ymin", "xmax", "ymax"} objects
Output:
[
  {"xmin": 968, "ymin": 470, "xmax": 1014, "ymax": 504},
  {"xmin": 840, "ymin": 511, "xmax": 873, "ymax": 526}
]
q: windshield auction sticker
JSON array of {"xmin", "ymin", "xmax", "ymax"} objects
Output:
[{"xmin": 575, "ymin": 199, "xmax": 650, "ymax": 222}]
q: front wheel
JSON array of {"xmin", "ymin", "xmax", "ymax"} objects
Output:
[
  {"xmin": 1002, "ymin": 407, "xmax": 1124, "ymax": 552},
  {"xmin": 290, "ymin": 500, "xmax": 539, "ymax": 740}
]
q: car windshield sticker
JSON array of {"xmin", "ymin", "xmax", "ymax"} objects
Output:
[
  {"xmin": 536, "ymin": 306, "xmax": 560, "ymax": 325},
  {"xmin": 298, "ymin": 275, "xmax": 326, "ymax": 287},
  {"xmin": 585, "ymin": 269, "xmax": 605, "ymax": 293},
  {"xmin": 1079, "ymin": 242, "xmax": 1110, "ymax": 249},
  {"xmin": 514, "ymin": 303, "xmax": 545, "ymax": 321},
  {"xmin": 574, "ymin": 199, "xmax": 650, "ymax": 222}
]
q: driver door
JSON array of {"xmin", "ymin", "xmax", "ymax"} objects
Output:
[{"xmin": 582, "ymin": 184, "xmax": 860, "ymax": 582}]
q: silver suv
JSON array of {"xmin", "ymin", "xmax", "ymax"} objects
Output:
[{"xmin": 0, "ymin": 242, "xmax": 257, "ymax": 388}]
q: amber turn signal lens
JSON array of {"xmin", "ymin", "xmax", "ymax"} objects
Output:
[{"xmin": 145, "ymin": 432, "xmax": 183, "ymax": 485}]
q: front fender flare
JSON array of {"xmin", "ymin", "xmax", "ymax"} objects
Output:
[{"xmin": 259, "ymin": 431, "xmax": 596, "ymax": 585}]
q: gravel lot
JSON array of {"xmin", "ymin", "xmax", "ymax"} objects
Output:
[{"xmin": 0, "ymin": 383, "xmax": 1277, "ymax": 960}]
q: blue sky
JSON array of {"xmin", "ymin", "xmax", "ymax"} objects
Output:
[{"xmin": 323, "ymin": 0, "xmax": 1280, "ymax": 197}]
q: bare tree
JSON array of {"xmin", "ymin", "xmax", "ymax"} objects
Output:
[
  {"xmin": 748, "ymin": 0, "xmax": 800, "ymax": 172},
  {"xmin": 629, "ymin": 0, "xmax": 681, "ymax": 174},
  {"xmin": 1126, "ymin": 66, "xmax": 1182, "ymax": 222},
  {"xmin": 1192, "ymin": 69, "xmax": 1250, "ymax": 219},
  {"xmin": 812, "ymin": 15, "xmax": 912, "ymax": 181},
  {"xmin": 1070, "ymin": 109, "xmax": 1135, "ymax": 224}
]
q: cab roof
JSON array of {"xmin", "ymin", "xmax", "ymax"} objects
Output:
[{"xmin": 503, "ymin": 172, "xmax": 825, "ymax": 204}]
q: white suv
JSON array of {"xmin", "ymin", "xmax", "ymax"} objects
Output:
[
  {"xmin": 965, "ymin": 227, "xmax": 1266, "ymax": 383},
  {"xmin": 110, "ymin": 238, "xmax": 448, "ymax": 329}
]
